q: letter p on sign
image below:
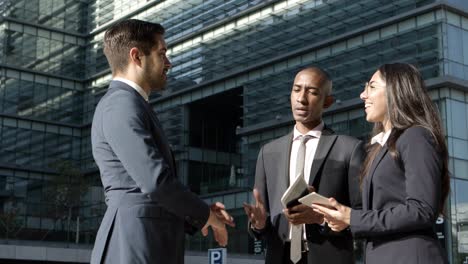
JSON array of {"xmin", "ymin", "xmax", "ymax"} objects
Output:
[{"xmin": 208, "ymin": 248, "xmax": 226, "ymax": 264}]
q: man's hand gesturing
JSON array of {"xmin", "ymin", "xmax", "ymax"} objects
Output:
[
  {"xmin": 243, "ymin": 188, "xmax": 267, "ymax": 230},
  {"xmin": 202, "ymin": 202, "xmax": 235, "ymax": 247}
]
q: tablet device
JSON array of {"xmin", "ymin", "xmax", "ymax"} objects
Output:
[
  {"xmin": 298, "ymin": 192, "xmax": 332, "ymax": 207},
  {"xmin": 280, "ymin": 176, "xmax": 309, "ymax": 208}
]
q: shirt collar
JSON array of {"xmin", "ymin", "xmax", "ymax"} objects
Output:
[
  {"xmin": 293, "ymin": 121, "xmax": 324, "ymax": 141},
  {"xmin": 113, "ymin": 77, "xmax": 149, "ymax": 102},
  {"xmin": 371, "ymin": 129, "xmax": 392, "ymax": 146}
]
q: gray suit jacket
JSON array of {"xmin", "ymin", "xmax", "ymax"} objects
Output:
[
  {"xmin": 350, "ymin": 126, "xmax": 448, "ymax": 264},
  {"xmin": 250, "ymin": 127, "xmax": 364, "ymax": 264},
  {"xmin": 90, "ymin": 81, "xmax": 210, "ymax": 264}
]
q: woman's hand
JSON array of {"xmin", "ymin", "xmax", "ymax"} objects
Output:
[{"xmin": 311, "ymin": 197, "xmax": 351, "ymax": 232}]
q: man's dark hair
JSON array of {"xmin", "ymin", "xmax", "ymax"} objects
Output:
[{"xmin": 103, "ymin": 19, "xmax": 165, "ymax": 74}]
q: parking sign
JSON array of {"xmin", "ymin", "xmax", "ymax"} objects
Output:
[{"xmin": 208, "ymin": 248, "xmax": 226, "ymax": 264}]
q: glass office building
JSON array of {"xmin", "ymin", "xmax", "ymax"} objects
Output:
[{"xmin": 0, "ymin": 0, "xmax": 467, "ymax": 263}]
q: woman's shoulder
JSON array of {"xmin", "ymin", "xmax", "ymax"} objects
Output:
[
  {"xmin": 397, "ymin": 126, "xmax": 435, "ymax": 146},
  {"xmin": 400, "ymin": 126, "xmax": 432, "ymax": 137}
]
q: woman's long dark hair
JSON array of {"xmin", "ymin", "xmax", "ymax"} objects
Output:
[{"xmin": 361, "ymin": 63, "xmax": 449, "ymax": 214}]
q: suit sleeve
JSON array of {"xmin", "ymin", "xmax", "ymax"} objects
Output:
[
  {"xmin": 350, "ymin": 127, "xmax": 442, "ymax": 237},
  {"xmin": 102, "ymin": 94, "xmax": 209, "ymax": 230},
  {"xmin": 348, "ymin": 140, "xmax": 364, "ymax": 210},
  {"xmin": 320, "ymin": 138, "xmax": 364, "ymax": 237},
  {"xmin": 247, "ymin": 146, "xmax": 273, "ymax": 240}
]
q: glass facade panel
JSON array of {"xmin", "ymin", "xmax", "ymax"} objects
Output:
[
  {"xmin": 0, "ymin": 125, "xmax": 80, "ymax": 169},
  {"xmin": 444, "ymin": 21, "xmax": 468, "ymax": 80},
  {"xmin": 1, "ymin": 26, "xmax": 86, "ymax": 79},
  {"xmin": 4, "ymin": 0, "xmax": 88, "ymax": 33},
  {"xmin": 0, "ymin": 0, "xmax": 467, "ymax": 262}
]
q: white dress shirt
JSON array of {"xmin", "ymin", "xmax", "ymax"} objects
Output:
[
  {"xmin": 288, "ymin": 121, "xmax": 324, "ymax": 240},
  {"xmin": 289, "ymin": 122, "xmax": 324, "ymax": 186},
  {"xmin": 371, "ymin": 129, "xmax": 392, "ymax": 146},
  {"xmin": 113, "ymin": 77, "xmax": 149, "ymax": 102}
]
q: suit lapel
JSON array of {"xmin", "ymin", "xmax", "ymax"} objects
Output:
[
  {"xmin": 365, "ymin": 145, "xmax": 388, "ymax": 208},
  {"xmin": 276, "ymin": 132, "xmax": 293, "ymax": 240},
  {"xmin": 308, "ymin": 127, "xmax": 337, "ymax": 186},
  {"xmin": 280, "ymin": 132, "xmax": 294, "ymax": 194}
]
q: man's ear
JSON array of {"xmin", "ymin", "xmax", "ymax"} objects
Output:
[
  {"xmin": 129, "ymin": 47, "xmax": 142, "ymax": 66},
  {"xmin": 323, "ymin": 95, "xmax": 334, "ymax": 109}
]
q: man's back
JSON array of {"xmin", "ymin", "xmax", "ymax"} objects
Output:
[
  {"xmin": 91, "ymin": 18, "xmax": 233, "ymax": 264},
  {"xmin": 90, "ymin": 82, "xmax": 209, "ymax": 264},
  {"xmin": 92, "ymin": 83, "xmax": 173, "ymax": 195}
]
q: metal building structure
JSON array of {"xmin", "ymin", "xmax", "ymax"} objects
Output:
[{"xmin": 0, "ymin": 0, "xmax": 467, "ymax": 263}]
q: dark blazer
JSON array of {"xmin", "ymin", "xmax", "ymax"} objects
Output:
[
  {"xmin": 250, "ymin": 127, "xmax": 364, "ymax": 264},
  {"xmin": 90, "ymin": 81, "xmax": 210, "ymax": 264},
  {"xmin": 350, "ymin": 126, "xmax": 448, "ymax": 264}
]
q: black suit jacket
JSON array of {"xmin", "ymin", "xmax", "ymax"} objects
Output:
[
  {"xmin": 250, "ymin": 127, "xmax": 364, "ymax": 264},
  {"xmin": 350, "ymin": 126, "xmax": 448, "ymax": 264}
]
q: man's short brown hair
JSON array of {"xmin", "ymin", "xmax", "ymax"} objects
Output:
[{"xmin": 103, "ymin": 19, "xmax": 165, "ymax": 74}]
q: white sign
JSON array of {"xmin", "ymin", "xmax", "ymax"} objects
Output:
[{"xmin": 208, "ymin": 248, "xmax": 227, "ymax": 264}]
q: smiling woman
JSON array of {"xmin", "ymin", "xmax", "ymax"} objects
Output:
[
  {"xmin": 360, "ymin": 75, "xmax": 389, "ymax": 131},
  {"xmin": 312, "ymin": 63, "xmax": 450, "ymax": 264}
]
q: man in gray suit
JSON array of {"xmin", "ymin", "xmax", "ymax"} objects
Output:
[
  {"xmin": 244, "ymin": 67, "xmax": 363, "ymax": 264},
  {"xmin": 90, "ymin": 19, "xmax": 234, "ymax": 264}
]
